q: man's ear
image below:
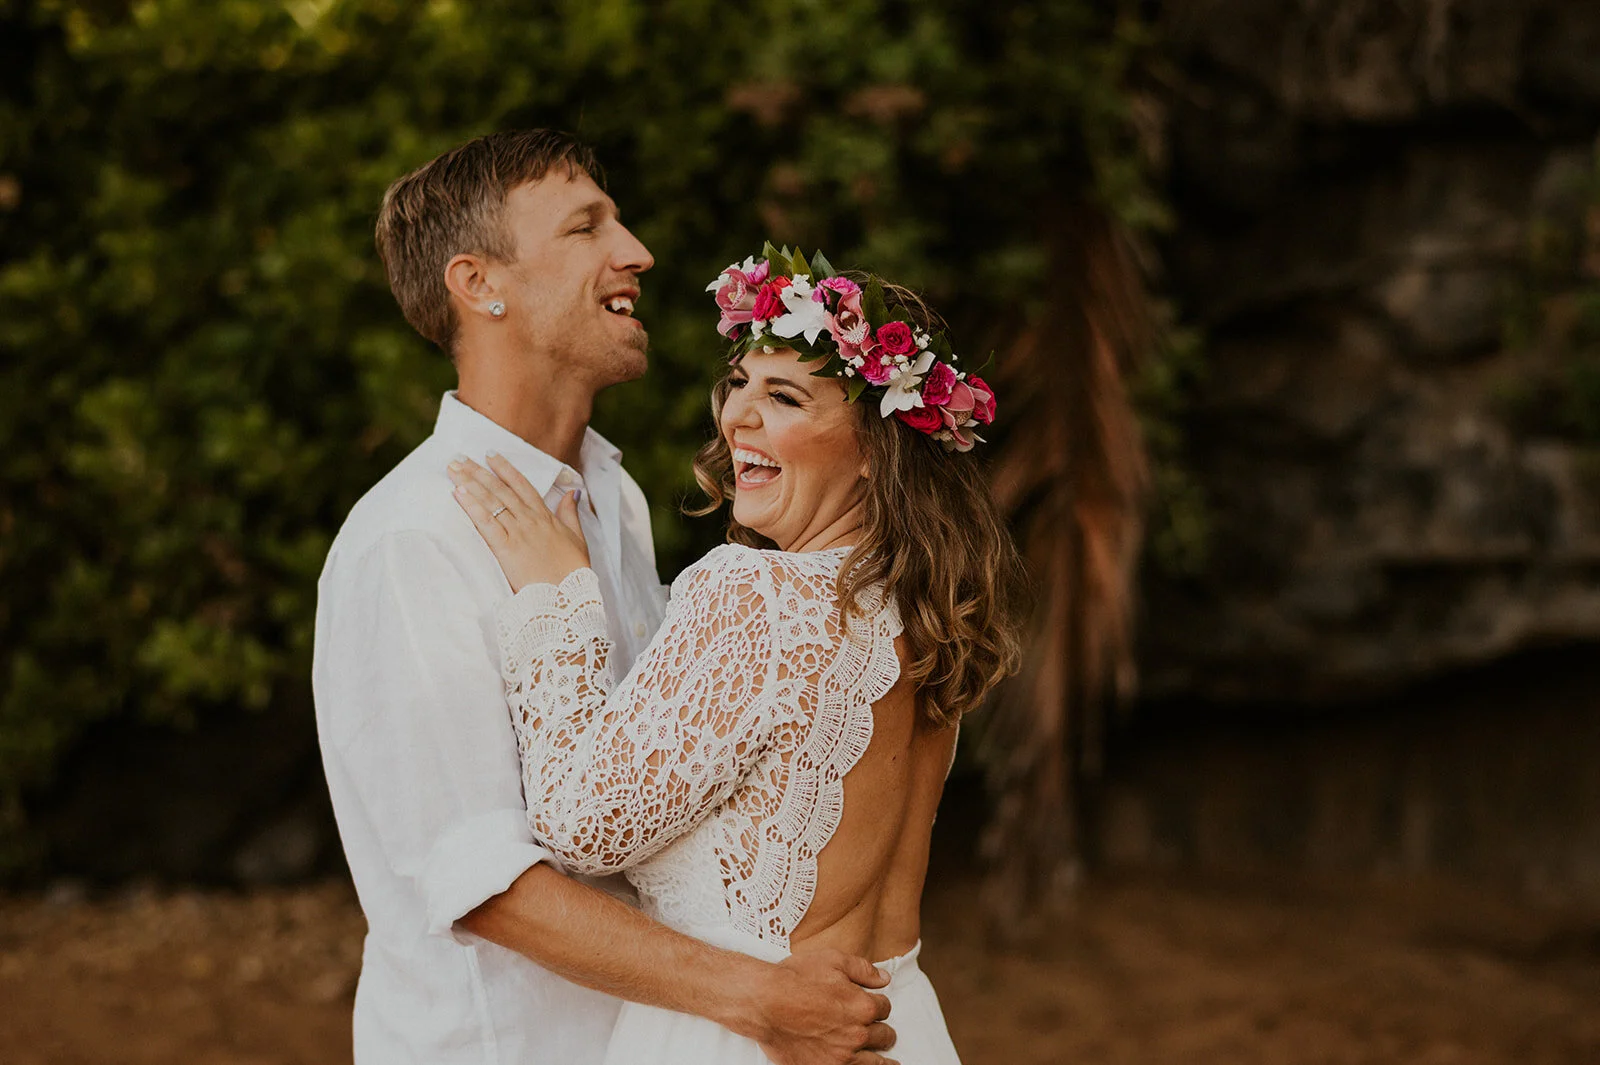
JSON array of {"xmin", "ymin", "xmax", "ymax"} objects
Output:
[{"xmin": 443, "ymin": 252, "xmax": 501, "ymax": 320}]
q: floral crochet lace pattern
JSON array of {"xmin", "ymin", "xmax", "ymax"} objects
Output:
[{"xmin": 497, "ymin": 543, "xmax": 903, "ymax": 948}]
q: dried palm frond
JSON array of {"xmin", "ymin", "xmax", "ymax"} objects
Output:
[{"xmin": 979, "ymin": 205, "xmax": 1152, "ymax": 930}]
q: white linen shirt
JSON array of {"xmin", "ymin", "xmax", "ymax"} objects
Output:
[{"xmin": 313, "ymin": 391, "xmax": 667, "ymax": 1065}]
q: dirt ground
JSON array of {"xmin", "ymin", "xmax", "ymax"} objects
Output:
[{"xmin": 1, "ymin": 872, "xmax": 1596, "ymax": 1065}]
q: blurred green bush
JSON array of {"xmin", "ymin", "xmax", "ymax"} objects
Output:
[{"xmin": 0, "ymin": 0, "xmax": 1165, "ymax": 872}]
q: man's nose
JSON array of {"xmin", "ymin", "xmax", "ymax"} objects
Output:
[{"xmin": 614, "ymin": 223, "xmax": 654, "ymax": 274}]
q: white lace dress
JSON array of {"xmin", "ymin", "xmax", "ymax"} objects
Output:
[{"xmin": 496, "ymin": 542, "xmax": 962, "ymax": 1064}]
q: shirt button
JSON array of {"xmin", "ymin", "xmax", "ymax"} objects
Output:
[{"xmin": 634, "ymin": 623, "xmax": 647, "ymax": 638}]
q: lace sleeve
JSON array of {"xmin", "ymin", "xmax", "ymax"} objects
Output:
[{"xmin": 496, "ymin": 547, "xmax": 782, "ymax": 876}]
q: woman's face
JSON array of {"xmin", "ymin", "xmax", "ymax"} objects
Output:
[{"xmin": 720, "ymin": 348, "xmax": 868, "ymax": 551}]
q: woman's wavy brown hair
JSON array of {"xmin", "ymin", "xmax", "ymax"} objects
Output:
[{"xmin": 689, "ymin": 277, "xmax": 1026, "ymax": 728}]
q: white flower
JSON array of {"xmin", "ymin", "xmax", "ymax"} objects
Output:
[
  {"xmin": 878, "ymin": 351, "xmax": 936, "ymax": 418},
  {"xmin": 914, "ymin": 330, "xmax": 930, "ymax": 349},
  {"xmin": 705, "ymin": 255, "xmax": 762, "ymax": 292},
  {"xmin": 769, "ymin": 276, "xmax": 830, "ymax": 345}
]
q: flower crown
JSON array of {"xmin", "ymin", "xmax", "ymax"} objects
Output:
[{"xmin": 706, "ymin": 243, "xmax": 996, "ymax": 452}]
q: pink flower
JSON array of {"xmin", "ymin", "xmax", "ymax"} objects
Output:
[
  {"xmin": 751, "ymin": 276, "xmax": 791, "ymax": 323},
  {"xmin": 875, "ymin": 321, "xmax": 916, "ymax": 357},
  {"xmin": 895, "ymin": 405, "xmax": 943, "ymax": 434},
  {"xmin": 920, "ymin": 361, "xmax": 956, "ymax": 406},
  {"xmin": 829, "ymin": 290, "xmax": 873, "ymax": 359},
  {"xmin": 966, "ymin": 374, "xmax": 996, "ymax": 425},
  {"xmin": 818, "ymin": 276, "xmax": 861, "ymax": 306},
  {"xmin": 933, "ymin": 394, "xmax": 985, "ymax": 450},
  {"xmin": 713, "ymin": 260, "xmax": 771, "ymax": 338},
  {"xmin": 858, "ymin": 350, "xmax": 895, "ymax": 385},
  {"xmin": 943, "ymin": 380, "xmax": 975, "ymax": 421},
  {"xmin": 744, "ymin": 260, "xmax": 771, "ymax": 286},
  {"xmin": 945, "ymin": 425, "xmax": 978, "ymax": 452}
]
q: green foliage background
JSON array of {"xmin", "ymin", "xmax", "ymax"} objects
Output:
[{"xmin": 0, "ymin": 0, "xmax": 1166, "ymax": 871}]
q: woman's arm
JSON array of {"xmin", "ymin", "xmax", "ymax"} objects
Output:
[
  {"xmin": 497, "ymin": 553, "xmax": 777, "ymax": 874},
  {"xmin": 450, "ymin": 455, "xmax": 784, "ymax": 875}
]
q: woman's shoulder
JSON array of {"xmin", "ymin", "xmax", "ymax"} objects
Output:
[
  {"xmin": 668, "ymin": 542, "xmax": 851, "ymax": 601},
  {"xmin": 668, "ymin": 544, "xmax": 902, "ymax": 636}
]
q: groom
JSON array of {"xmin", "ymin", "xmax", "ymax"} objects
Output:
[{"xmin": 312, "ymin": 130, "xmax": 898, "ymax": 1065}]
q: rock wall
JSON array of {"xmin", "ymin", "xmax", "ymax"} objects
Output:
[
  {"xmin": 1140, "ymin": 0, "xmax": 1600, "ymax": 702},
  {"xmin": 1092, "ymin": 646, "xmax": 1600, "ymax": 905}
]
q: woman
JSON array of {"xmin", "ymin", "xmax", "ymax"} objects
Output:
[{"xmin": 447, "ymin": 245, "xmax": 1023, "ymax": 1063}]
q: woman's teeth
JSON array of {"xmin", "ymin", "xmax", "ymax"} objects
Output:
[
  {"xmin": 734, "ymin": 448, "xmax": 780, "ymax": 469},
  {"xmin": 605, "ymin": 296, "xmax": 634, "ymax": 316},
  {"xmin": 734, "ymin": 448, "xmax": 781, "ymax": 486}
]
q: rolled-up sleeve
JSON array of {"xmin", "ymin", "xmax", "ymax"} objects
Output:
[
  {"xmin": 314, "ymin": 530, "xmax": 553, "ymax": 938},
  {"xmin": 417, "ymin": 809, "xmax": 550, "ymax": 936}
]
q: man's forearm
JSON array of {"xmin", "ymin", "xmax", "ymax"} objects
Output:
[{"xmin": 457, "ymin": 863, "xmax": 772, "ymax": 1039}]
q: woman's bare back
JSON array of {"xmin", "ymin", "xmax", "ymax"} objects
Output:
[{"xmin": 790, "ymin": 638, "xmax": 958, "ymax": 963}]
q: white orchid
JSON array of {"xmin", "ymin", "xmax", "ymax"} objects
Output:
[
  {"xmin": 705, "ymin": 255, "xmax": 763, "ymax": 292},
  {"xmin": 768, "ymin": 275, "xmax": 830, "ymax": 345},
  {"xmin": 878, "ymin": 350, "xmax": 936, "ymax": 418}
]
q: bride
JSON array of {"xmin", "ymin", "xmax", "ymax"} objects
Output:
[{"xmin": 447, "ymin": 245, "xmax": 1023, "ymax": 1064}]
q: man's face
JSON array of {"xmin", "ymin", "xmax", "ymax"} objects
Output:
[{"xmin": 495, "ymin": 171, "xmax": 654, "ymax": 387}]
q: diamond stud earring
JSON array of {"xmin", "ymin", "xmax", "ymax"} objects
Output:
[{"xmin": 489, "ymin": 301, "xmax": 506, "ymax": 318}]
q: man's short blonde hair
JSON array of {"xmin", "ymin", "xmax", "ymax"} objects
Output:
[{"xmin": 374, "ymin": 129, "xmax": 602, "ymax": 352}]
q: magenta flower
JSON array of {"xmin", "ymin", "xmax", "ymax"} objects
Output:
[
  {"xmin": 750, "ymin": 276, "xmax": 792, "ymax": 323},
  {"xmin": 895, "ymin": 405, "xmax": 943, "ymax": 434},
  {"xmin": 858, "ymin": 350, "xmax": 895, "ymax": 385},
  {"xmin": 920, "ymin": 361, "xmax": 957, "ymax": 406},
  {"xmin": 875, "ymin": 321, "xmax": 917, "ymax": 357}
]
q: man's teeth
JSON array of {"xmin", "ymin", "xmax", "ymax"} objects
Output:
[
  {"xmin": 606, "ymin": 296, "xmax": 635, "ymax": 316},
  {"xmin": 734, "ymin": 448, "xmax": 780, "ymax": 469}
]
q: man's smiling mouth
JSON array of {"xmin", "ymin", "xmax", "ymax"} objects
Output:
[{"xmin": 600, "ymin": 288, "xmax": 642, "ymax": 327}]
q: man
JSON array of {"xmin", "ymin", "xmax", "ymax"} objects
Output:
[{"xmin": 312, "ymin": 130, "xmax": 898, "ymax": 1065}]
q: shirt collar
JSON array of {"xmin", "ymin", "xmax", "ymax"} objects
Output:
[
  {"xmin": 432, "ymin": 391, "xmax": 621, "ymax": 495},
  {"xmin": 577, "ymin": 422, "xmax": 623, "ymax": 478}
]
